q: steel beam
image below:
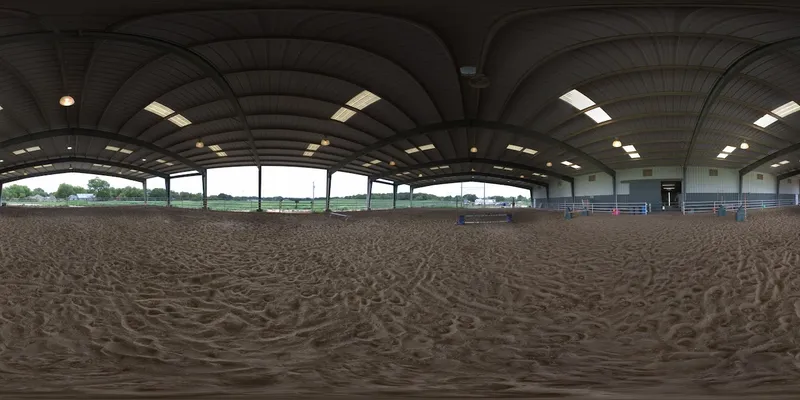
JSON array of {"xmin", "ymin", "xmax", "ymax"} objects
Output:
[
  {"xmin": 373, "ymin": 157, "xmax": 572, "ymax": 184},
  {"xmin": 325, "ymin": 171, "xmax": 332, "ymax": 211},
  {"xmin": 257, "ymin": 165, "xmax": 263, "ymax": 212},
  {"xmin": 0, "ymin": 168, "xmax": 145, "ymax": 186},
  {"xmin": 409, "ymin": 171, "xmax": 549, "ymax": 191},
  {"xmin": 0, "ymin": 156, "xmax": 168, "ymax": 178},
  {"xmin": 165, "ymin": 177, "xmax": 171, "ymax": 207}
]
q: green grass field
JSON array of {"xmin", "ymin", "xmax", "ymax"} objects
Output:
[{"xmin": 2, "ymin": 197, "xmax": 532, "ymax": 212}]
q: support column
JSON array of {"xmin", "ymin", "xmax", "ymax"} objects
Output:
[
  {"xmin": 201, "ymin": 170, "xmax": 208, "ymax": 210},
  {"xmin": 165, "ymin": 177, "xmax": 171, "ymax": 207},
  {"xmin": 366, "ymin": 178, "xmax": 373, "ymax": 210},
  {"xmin": 143, "ymin": 181, "xmax": 148, "ymax": 205},
  {"xmin": 325, "ymin": 171, "xmax": 332, "ymax": 212},
  {"xmin": 257, "ymin": 165, "xmax": 263, "ymax": 212},
  {"xmin": 530, "ymin": 187, "xmax": 534, "ymax": 208},
  {"xmin": 410, "ymin": 187, "xmax": 414, "ymax": 208},
  {"xmin": 570, "ymin": 180, "xmax": 575, "ymax": 203},
  {"xmin": 681, "ymin": 166, "xmax": 687, "ymax": 214},
  {"xmin": 392, "ymin": 184, "xmax": 398, "ymax": 209},
  {"xmin": 777, "ymin": 177, "xmax": 781, "ymax": 203},
  {"xmin": 545, "ymin": 186, "xmax": 550, "ymax": 203},
  {"xmin": 0, "ymin": 182, "xmax": 4, "ymax": 203},
  {"xmin": 738, "ymin": 172, "xmax": 744, "ymax": 200}
]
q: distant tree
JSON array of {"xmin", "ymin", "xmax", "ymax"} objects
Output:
[
  {"xmin": 120, "ymin": 186, "xmax": 144, "ymax": 198},
  {"xmin": 87, "ymin": 178, "xmax": 111, "ymax": 194},
  {"xmin": 463, "ymin": 194, "xmax": 478, "ymax": 203},
  {"xmin": 55, "ymin": 183, "xmax": 76, "ymax": 199},
  {"xmin": 31, "ymin": 188, "xmax": 48, "ymax": 197},
  {"xmin": 149, "ymin": 188, "xmax": 167, "ymax": 199},
  {"xmin": 3, "ymin": 184, "xmax": 32, "ymax": 199},
  {"xmin": 217, "ymin": 193, "xmax": 233, "ymax": 200},
  {"xmin": 516, "ymin": 195, "xmax": 526, "ymax": 202}
]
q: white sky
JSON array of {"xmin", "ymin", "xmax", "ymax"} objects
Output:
[{"xmin": 5, "ymin": 166, "xmax": 531, "ymax": 198}]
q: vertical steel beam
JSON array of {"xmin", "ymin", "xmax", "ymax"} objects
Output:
[
  {"xmin": 165, "ymin": 177, "xmax": 171, "ymax": 207},
  {"xmin": 410, "ymin": 187, "xmax": 414, "ymax": 208},
  {"xmin": 201, "ymin": 170, "xmax": 208, "ymax": 210},
  {"xmin": 325, "ymin": 171, "xmax": 332, "ymax": 211},
  {"xmin": 143, "ymin": 180, "xmax": 148, "ymax": 205},
  {"xmin": 530, "ymin": 187, "xmax": 534, "ymax": 208},
  {"xmin": 366, "ymin": 178, "xmax": 373, "ymax": 210},
  {"xmin": 257, "ymin": 165, "xmax": 263, "ymax": 212},
  {"xmin": 393, "ymin": 184, "xmax": 398, "ymax": 209}
]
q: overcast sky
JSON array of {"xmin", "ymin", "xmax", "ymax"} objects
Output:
[{"xmin": 6, "ymin": 166, "xmax": 531, "ymax": 198}]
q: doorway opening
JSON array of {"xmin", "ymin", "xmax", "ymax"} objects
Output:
[{"xmin": 661, "ymin": 181, "xmax": 682, "ymax": 211}]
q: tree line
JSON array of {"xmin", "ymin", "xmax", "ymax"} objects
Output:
[{"xmin": 2, "ymin": 177, "xmax": 531, "ymax": 203}]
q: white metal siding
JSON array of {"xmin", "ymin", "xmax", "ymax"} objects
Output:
[
  {"xmin": 780, "ymin": 178, "xmax": 800, "ymax": 195},
  {"xmin": 616, "ymin": 166, "xmax": 682, "ymax": 195},
  {"xmin": 742, "ymin": 171, "xmax": 776, "ymax": 193},
  {"xmin": 533, "ymin": 186, "xmax": 547, "ymax": 198},
  {"xmin": 549, "ymin": 177, "xmax": 573, "ymax": 198},
  {"xmin": 685, "ymin": 166, "xmax": 738, "ymax": 193},
  {"xmin": 574, "ymin": 172, "xmax": 613, "ymax": 196}
]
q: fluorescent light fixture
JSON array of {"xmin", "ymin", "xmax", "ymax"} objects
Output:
[
  {"xmin": 418, "ymin": 144, "xmax": 436, "ymax": 151},
  {"xmin": 585, "ymin": 107, "xmax": 612, "ymax": 123},
  {"xmin": 772, "ymin": 101, "xmax": 800, "ymax": 118},
  {"xmin": 33, "ymin": 165, "xmax": 42, "ymax": 169},
  {"xmin": 168, "ymin": 114, "xmax": 192, "ymax": 127},
  {"xmin": 396, "ymin": 173, "xmax": 403, "ymax": 176},
  {"xmin": 780, "ymin": 160, "xmax": 790, "ymax": 165},
  {"xmin": 716, "ymin": 153, "xmax": 729, "ymax": 159},
  {"xmin": 144, "ymin": 101, "xmax": 175, "ymax": 118},
  {"xmin": 331, "ymin": 107, "xmax": 356, "ymax": 122},
  {"xmin": 561, "ymin": 161, "xmax": 573, "ymax": 166},
  {"xmin": 430, "ymin": 167, "xmax": 440, "ymax": 170},
  {"xmin": 93, "ymin": 164, "xmax": 102, "ymax": 167},
  {"xmin": 43, "ymin": 164, "xmax": 51, "ymax": 167},
  {"xmin": 440, "ymin": 165, "xmax": 449, "ymax": 169},
  {"xmin": 506, "ymin": 144, "xmax": 523, "ymax": 151},
  {"xmin": 493, "ymin": 166, "xmax": 504, "ymax": 169},
  {"xmin": 166, "ymin": 162, "xmax": 174, "ymax": 166},
  {"xmin": 405, "ymin": 147, "xmax": 420, "ymax": 154},
  {"xmin": 216, "ymin": 152, "xmax": 227, "ymax": 157},
  {"xmin": 628, "ymin": 153, "xmax": 641, "ymax": 159},
  {"xmin": 403, "ymin": 172, "xmax": 410, "ymax": 175},
  {"xmin": 102, "ymin": 165, "xmax": 110, "ymax": 168},
  {"xmin": 208, "ymin": 145, "xmax": 222, "ymax": 152},
  {"xmin": 722, "ymin": 146, "xmax": 736, "ymax": 153},
  {"xmin": 303, "ymin": 151, "xmax": 315, "ymax": 157},
  {"xmin": 503, "ymin": 167, "xmax": 513, "ymax": 171},
  {"xmin": 307, "ymin": 143, "xmax": 320, "ymax": 151},
  {"xmin": 346, "ymin": 90, "xmax": 381, "ymax": 110},
  {"xmin": 755, "ymin": 114, "xmax": 778, "ymax": 128},
  {"xmin": 119, "ymin": 148, "xmax": 133, "ymax": 154},
  {"xmin": 771, "ymin": 164, "xmax": 780, "ymax": 167},
  {"xmin": 105, "ymin": 145, "xmax": 120, "ymax": 152},
  {"xmin": 26, "ymin": 146, "xmax": 40, "ymax": 152},
  {"xmin": 130, "ymin": 169, "xmax": 137, "ymax": 172},
  {"xmin": 12, "ymin": 149, "xmax": 25, "ymax": 155},
  {"xmin": 361, "ymin": 163, "xmax": 371, "ymax": 167},
  {"xmin": 156, "ymin": 159, "xmax": 166, "ymax": 163},
  {"xmin": 370, "ymin": 159, "xmax": 381, "ymax": 164},
  {"xmin": 522, "ymin": 148, "xmax": 538, "ymax": 155},
  {"xmin": 559, "ymin": 89, "xmax": 595, "ymax": 111},
  {"xmin": 622, "ymin": 145, "xmax": 637, "ymax": 153},
  {"xmin": 571, "ymin": 165, "xmax": 581, "ymax": 169}
]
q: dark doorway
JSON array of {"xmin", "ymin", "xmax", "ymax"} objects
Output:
[
  {"xmin": 661, "ymin": 180, "xmax": 682, "ymax": 211},
  {"xmin": 629, "ymin": 180, "xmax": 663, "ymax": 209}
]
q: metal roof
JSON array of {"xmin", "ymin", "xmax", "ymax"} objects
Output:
[{"xmin": 3, "ymin": 1, "xmax": 800, "ymax": 186}]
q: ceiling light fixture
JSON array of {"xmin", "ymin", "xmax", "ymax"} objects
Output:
[
  {"xmin": 67, "ymin": 146, "xmax": 72, "ymax": 150},
  {"xmin": 628, "ymin": 153, "xmax": 641, "ymax": 159},
  {"xmin": 585, "ymin": 107, "xmax": 612, "ymax": 123},
  {"xmin": 331, "ymin": 108, "xmax": 356, "ymax": 122},
  {"xmin": 754, "ymin": 114, "xmax": 778, "ymax": 128},
  {"xmin": 321, "ymin": 138, "xmax": 331, "ymax": 146},
  {"xmin": 208, "ymin": 145, "xmax": 222, "ymax": 152},
  {"xmin": 389, "ymin": 161, "xmax": 396, "ymax": 166},
  {"xmin": 716, "ymin": 153, "xmax": 729, "ymax": 159},
  {"xmin": 144, "ymin": 101, "xmax": 174, "ymax": 117},
  {"xmin": 195, "ymin": 139, "xmax": 205, "ymax": 149},
  {"xmin": 346, "ymin": 90, "xmax": 381, "ymax": 110},
  {"xmin": 546, "ymin": 162, "xmax": 552, "ymax": 167},
  {"xmin": 59, "ymin": 95, "xmax": 75, "ymax": 107},
  {"xmin": 612, "ymin": 139, "xmax": 622, "ymax": 148},
  {"xmin": 740, "ymin": 141, "xmax": 749, "ymax": 150},
  {"xmin": 772, "ymin": 101, "xmax": 800, "ymax": 118},
  {"xmin": 470, "ymin": 146, "xmax": 478, "ymax": 153}
]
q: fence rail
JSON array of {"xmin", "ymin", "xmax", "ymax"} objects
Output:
[
  {"xmin": 536, "ymin": 201, "xmax": 649, "ymax": 215},
  {"xmin": 682, "ymin": 198, "xmax": 796, "ymax": 214}
]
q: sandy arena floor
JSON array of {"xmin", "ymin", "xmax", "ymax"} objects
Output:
[{"xmin": 2, "ymin": 206, "xmax": 800, "ymax": 399}]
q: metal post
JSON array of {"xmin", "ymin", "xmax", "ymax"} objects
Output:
[
  {"xmin": 325, "ymin": 171, "xmax": 332, "ymax": 212},
  {"xmin": 143, "ymin": 181, "xmax": 148, "ymax": 205},
  {"xmin": 392, "ymin": 184, "xmax": 398, "ymax": 209},
  {"xmin": 738, "ymin": 172, "xmax": 744, "ymax": 202},
  {"xmin": 410, "ymin": 187, "xmax": 414, "ymax": 208},
  {"xmin": 366, "ymin": 178, "xmax": 373, "ymax": 210},
  {"xmin": 777, "ymin": 177, "xmax": 781, "ymax": 203},
  {"xmin": 201, "ymin": 170, "xmax": 208, "ymax": 210},
  {"xmin": 0, "ymin": 182, "xmax": 3, "ymax": 202},
  {"xmin": 545, "ymin": 186, "xmax": 550, "ymax": 203},
  {"xmin": 165, "ymin": 177, "xmax": 171, "ymax": 207},
  {"xmin": 257, "ymin": 165, "xmax": 263, "ymax": 212},
  {"xmin": 681, "ymin": 166, "xmax": 687, "ymax": 214},
  {"xmin": 570, "ymin": 179, "xmax": 575, "ymax": 203}
]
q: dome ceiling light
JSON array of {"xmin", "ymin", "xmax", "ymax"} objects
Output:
[
  {"xmin": 195, "ymin": 139, "xmax": 204, "ymax": 149},
  {"xmin": 612, "ymin": 139, "xmax": 622, "ymax": 148},
  {"xmin": 59, "ymin": 95, "xmax": 75, "ymax": 107},
  {"xmin": 740, "ymin": 141, "xmax": 749, "ymax": 150}
]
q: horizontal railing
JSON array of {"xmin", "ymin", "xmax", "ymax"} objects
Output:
[
  {"xmin": 537, "ymin": 202, "xmax": 649, "ymax": 215},
  {"xmin": 682, "ymin": 199, "xmax": 795, "ymax": 214}
]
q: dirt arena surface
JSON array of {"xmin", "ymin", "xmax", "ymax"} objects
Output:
[{"xmin": 2, "ymin": 206, "xmax": 800, "ymax": 399}]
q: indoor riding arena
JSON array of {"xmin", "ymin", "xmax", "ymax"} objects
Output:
[{"xmin": 3, "ymin": 1, "xmax": 800, "ymax": 400}]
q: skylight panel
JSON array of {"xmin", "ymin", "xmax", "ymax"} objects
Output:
[
  {"xmin": 105, "ymin": 145, "xmax": 120, "ymax": 152},
  {"xmin": 559, "ymin": 89, "xmax": 595, "ymax": 111},
  {"xmin": 754, "ymin": 114, "xmax": 778, "ymax": 128},
  {"xmin": 418, "ymin": 144, "xmax": 436, "ymax": 151},
  {"xmin": 716, "ymin": 153, "xmax": 729, "ymax": 159},
  {"xmin": 119, "ymin": 148, "xmax": 133, "ymax": 154},
  {"xmin": 26, "ymin": 146, "xmax": 40, "ymax": 152},
  {"xmin": 628, "ymin": 153, "xmax": 641, "ymax": 159},
  {"xmin": 208, "ymin": 145, "xmax": 222, "ymax": 152},
  {"xmin": 361, "ymin": 162, "xmax": 372, "ymax": 167},
  {"xmin": 156, "ymin": 159, "xmax": 166, "ymax": 164},
  {"xmin": 303, "ymin": 151, "xmax": 314, "ymax": 157},
  {"xmin": 722, "ymin": 146, "xmax": 736, "ymax": 153},
  {"xmin": 622, "ymin": 145, "xmax": 637, "ymax": 153},
  {"xmin": 585, "ymin": 107, "xmax": 612, "ymax": 123},
  {"xmin": 168, "ymin": 114, "xmax": 192, "ymax": 127},
  {"xmin": 33, "ymin": 165, "xmax": 42, "ymax": 169},
  {"xmin": 440, "ymin": 165, "xmax": 449, "ymax": 169},
  {"xmin": 772, "ymin": 101, "xmax": 800, "ymax": 118},
  {"xmin": 307, "ymin": 143, "xmax": 320, "ymax": 151},
  {"xmin": 144, "ymin": 101, "xmax": 174, "ymax": 118},
  {"xmin": 93, "ymin": 164, "xmax": 102, "ymax": 167},
  {"xmin": 493, "ymin": 166, "xmax": 504, "ymax": 170},
  {"xmin": 166, "ymin": 162, "xmax": 174, "ymax": 166},
  {"xmin": 102, "ymin": 165, "xmax": 110, "ymax": 168},
  {"xmin": 331, "ymin": 107, "xmax": 356, "ymax": 122},
  {"xmin": 12, "ymin": 149, "xmax": 25, "ymax": 155},
  {"xmin": 571, "ymin": 165, "xmax": 581, "ymax": 169},
  {"xmin": 771, "ymin": 164, "xmax": 780, "ymax": 168},
  {"xmin": 561, "ymin": 161, "xmax": 573, "ymax": 166},
  {"xmin": 346, "ymin": 90, "xmax": 381, "ymax": 110},
  {"xmin": 780, "ymin": 160, "xmax": 790, "ymax": 165},
  {"xmin": 43, "ymin": 164, "xmax": 51, "ymax": 167},
  {"xmin": 216, "ymin": 152, "xmax": 227, "ymax": 157},
  {"xmin": 522, "ymin": 148, "xmax": 538, "ymax": 155},
  {"xmin": 503, "ymin": 167, "xmax": 513, "ymax": 171},
  {"xmin": 370, "ymin": 159, "xmax": 381, "ymax": 164},
  {"xmin": 405, "ymin": 147, "xmax": 420, "ymax": 154},
  {"xmin": 430, "ymin": 167, "xmax": 440, "ymax": 170},
  {"xmin": 506, "ymin": 144, "xmax": 524, "ymax": 151}
]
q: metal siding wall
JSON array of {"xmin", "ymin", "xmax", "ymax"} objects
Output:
[
  {"xmin": 742, "ymin": 171, "xmax": 777, "ymax": 194},
  {"xmin": 779, "ymin": 178, "xmax": 800, "ymax": 195},
  {"xmin": 533, "ymin": 186, "xmax": 548, "ymax": 198},
  {"xmin": 574, "ymin": 172, "xmax": 613, "ymax": 196},
  {"xmin": 616, "ymin": 166, "xmax": 682, "ymax": 195},
  {"xmin": 549, "ymin": 177, "xmax": 573, "ymax": 198},
  {"xmin": 685, "ymin": 166, "xmax": 738, "ymax": 194}
]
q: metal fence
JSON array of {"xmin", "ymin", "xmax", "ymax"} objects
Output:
[
  {"xmin": 536, "ymin": 201, "xmax": 650, "ymax": 215},
  {"xmin": 682, "ymin": 198, "xmax": 796, "ymax": 214},
  {"xmin": 0, "ymin": 196, "xmax": 534, "ymax": 213}
]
